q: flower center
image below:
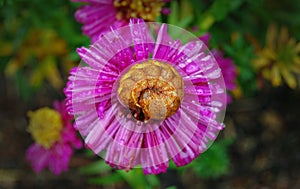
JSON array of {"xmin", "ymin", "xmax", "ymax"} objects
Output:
[
  {"xmin": 27, "ymin": 107, "xmax": 63, "ymax": 149},
  {"xmin": 118, "ymin": 60, "xmax": 184, "ymax": 121},
  {"xmin": 113, "ymin": 0, "xmax": 164, "ymax": 21}
]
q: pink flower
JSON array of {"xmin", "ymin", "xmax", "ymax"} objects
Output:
[
  {"xmin": 199, "ymin": 33, "xmax": 237, "ymax": 103},
  {"xmin": 73, "ymin": 0, "xmax": 170, "ymax": 42},
  {"xmin": 65, "ymin": 19, "xmax": 226, "ymax": 174},
  {"xmin": 212, "ymin": 50, "xmax": 237, "ymax": 91},
  {"xmin": 198, "ymin": 33, "xmax": 211, "ymax": 46},
  {"xmin": 26, "ymin": 101, "xmax": 82, "ymax": 175}
]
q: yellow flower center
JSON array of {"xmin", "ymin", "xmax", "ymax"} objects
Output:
[
  {"xmin": 118, "ymin": 60, "xmax": 184, "ymax": 121},
  {"xmin": 27, "ymin": 107, "xmax": 63, "ymax": 149},
  {"xmin": 114, "ymin": 0, "xmax": 165, "ymax": 21}
]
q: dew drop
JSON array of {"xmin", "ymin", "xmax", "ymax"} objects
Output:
[
  {"xmin": 196, "ymin": 88, "xmax": 203, "ymax": 94},
  {"xmin": 185, "ymin": 63, "xmax": 199, "ymax": 73},
  {"xmin": 120, "ymin": 139, "xmax": 126, "ymax": 145},
  {"xmin": 178, "ymin": 63, "xmax": 185, "ymax": 68}
]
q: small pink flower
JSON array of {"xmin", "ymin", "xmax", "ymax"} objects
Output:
[
  {"xmin": 65, "ymin": 19, "xmax": 226, "ymax": 174},
  {"xmin": 26, "ymin": 101, "xmax": 82, "ymax": 175},
  {"xmin": 211, "ymin": 50, "xmax": 237, "ymax": 91},
  {"xmin": 73, "ymin": 0, "xmax": 170, "ymax": 42},
  {"xmin": 198, "ymin": 33, "xmax": 211, "ymax": 46},
  {"xmin": 199, "ymin": 33, "xmax": 237, "ymax": 103}
]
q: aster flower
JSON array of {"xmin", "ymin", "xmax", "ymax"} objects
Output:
[
  {"xmin": 65, "ymin": 19, "xmax": 226, "ymax": 174},
  {"xmin": 73, "ymin": 0, "xmax": 170, "ymax": 42},
  {"xmin": 26, "ymin": 101, "xmax": 82, "ymax": 175},
  {"xmin": 199, "ymin": 33, "xmax": 237, "ymax": 103},
  {"xmin": 253, "ymin": 24, "xmax": 300, "ymax": 89}
]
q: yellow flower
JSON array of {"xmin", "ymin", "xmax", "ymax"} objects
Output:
[
  {"xmin": 4, "ymin": 28, "xmax": 70, "ymax": 89},
  {"xmin": 253, "ymin": 24, "xmax": 300, "ymax": 89},
  {"xmin": 27, "ymin": 107, "xmax": 63, "ymax": 149}
]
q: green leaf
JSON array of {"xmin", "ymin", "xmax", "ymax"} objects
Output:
[
  {"xmin": 168, "ymin": 0, "xmax": 194, "ymax": 38},
  {"xmin": 188, "ymin": 139, "xmax": 233, "ymax": 178},
  {"xmin": 166, "ymin": 186, "xmax": 177, "ymax": 189},
  {"xmin": 168, "ymin": 160, "xmax": 177, "ymax": 169},
  {"xmin": 177, "ymin": 15, "xmax": 194, "ymax": 28},
  {"xmin": 145, "ymin": 174, "xmax": 160, "ymax": 187},
  {"xmin": 168, "ymin": 0, "xmax": 179, "ymax": 25},
  {"xmin": 209, "ymin": 0, "xmax": 244, "ymax": 21},
  {"xmin": 79, "ymin": 160, "xmax": 112, "ymax": 175},
  {"xmin": 198, "ymin": 0, "xmax": 245, "ymax": 30},
  {"xmin": 84, "ymin": 149, "xmax": 95, "ymax": 157},
  {"xmin": 118, "ymin": 169, "xmax": 152, "ymax": 189},
  {"xmin": 88, "ymin": 174, "xmax": 123, "ymax": 185},
  {"xmin": 223, "ymin": 34, "xmax": 257, "ymax": 96}
]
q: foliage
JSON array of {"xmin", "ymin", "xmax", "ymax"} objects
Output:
[
  {"xmin": 0, "ymin": 0, "xmax": 89, "ymax": 100},
  {"xmin": 79, "ymin": 159, "xmax": 160, "ymax": 189},
  {"xmin": 186, "ymin": 139, "xmax": 232, "ymax": 178}
]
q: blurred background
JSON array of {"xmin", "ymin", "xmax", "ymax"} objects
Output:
[{"xmin": 1, "ymin": 0, "xmax": 300, "ymax": 188}]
